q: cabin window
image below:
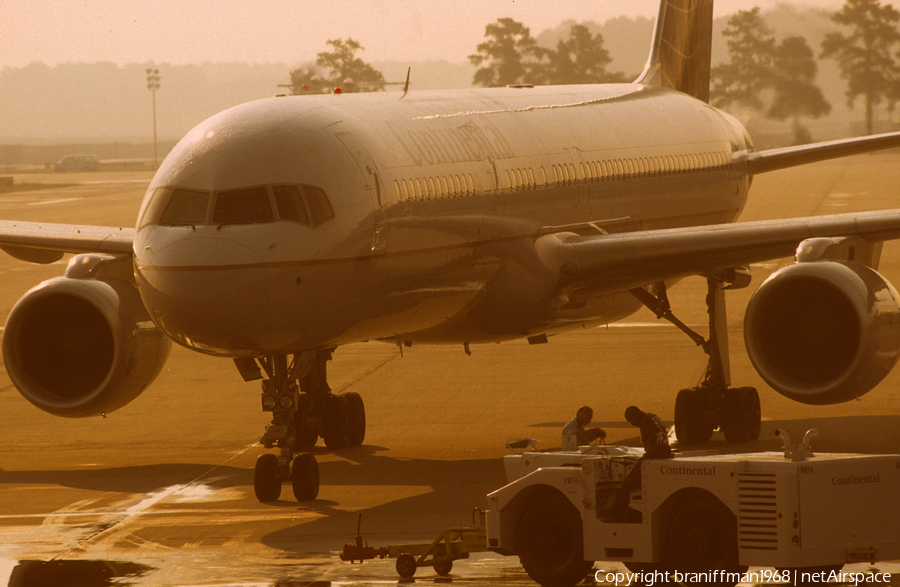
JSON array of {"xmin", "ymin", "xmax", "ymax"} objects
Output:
[
  {"xmin": 414, "ymin": 178, "xmax": 423, "ymax": 200},
  {"xmin": 158, "ymin": 188, "xmax": 209, "ymax": 226}
]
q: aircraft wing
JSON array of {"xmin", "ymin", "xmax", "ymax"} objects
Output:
[
  {"xmin": 547, "ymin": 209, "xmax": 900, "ymax": 297},
  {"xmin": 0, "ymin": 220, "xmax": 134, "ymax": 264}
]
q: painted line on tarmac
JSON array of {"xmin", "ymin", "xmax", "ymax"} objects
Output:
[
  {"xmin": 27, "ymin": 198, "xmax": 81, "ymax": 206},
  {"xmin": 51, "ymin": 441, "xmax": 261, "ymax": 558}
]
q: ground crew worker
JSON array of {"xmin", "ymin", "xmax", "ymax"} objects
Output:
[
  {"xmin": 562, "ymin": 405, "xmax": 606, "ymax": 451},
  {"xmin": 608, "ymin": 405, "xmax": 673, "ymax": 521}
]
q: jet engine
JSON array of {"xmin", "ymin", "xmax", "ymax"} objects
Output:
[
  {"xmin": 2, "ymin": 273, "xmax": 171, "ymax": 418},
  {"xmin": 744, "ymin": 260, "xmax": 900, "ymax": 405}
]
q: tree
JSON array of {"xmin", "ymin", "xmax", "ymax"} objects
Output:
[
  {"xmin": 821, "ymin": 0, "xmax": 900, "ymax": 134},
  {"xmin": 768, "ymin": 36, "xmax": 832, "ymax": 144},
  {"xmin": 470, "ymin": 19, "xmax": 625, "ymax": 87},
  {"xmin": 316, "ymin": 38, "xmax": 385, "ymax": 92},
  {"xmin": 711, "ymin": 7, "xmax": 777, "ymax": 111},
  {"xmin": 287, "ymin": 38, "xmax": 385, "ymax": 94},
  {"xmin": 541, "ymin": 24, "xmax": 627, "ymax": 85},
  {"xmin": 469, "ymin": 18, "xmax": 544, "ymax": 87},
  {"xmin": 711, "ymin": 8, "xmax": 830, "ymax": 144}
]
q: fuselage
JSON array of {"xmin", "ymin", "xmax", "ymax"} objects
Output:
[{"xmin": 133, "ymin": 83, "xmax": 752, "ymax": 357}]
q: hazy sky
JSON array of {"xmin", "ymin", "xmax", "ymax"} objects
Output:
[{"xmin": 2, "ymin": 0, "xmax": 848, "ymax": 69}]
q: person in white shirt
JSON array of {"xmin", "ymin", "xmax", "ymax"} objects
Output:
[{"xmin": 562, "ymin": 405, "xmax": 606, "ymax": 450}]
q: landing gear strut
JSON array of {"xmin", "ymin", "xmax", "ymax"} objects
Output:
[
  {"xmin": 631, "ymin": 276, "xmax": 761, "ymax": 445},
  {"xmin": 233, "ymin": 347, "xmax": 366, "ymax": 502}
]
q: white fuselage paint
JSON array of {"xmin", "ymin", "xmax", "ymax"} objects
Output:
[{"xmin": 133, "ymin": 84, "xmax": 751, "ymax": 357}]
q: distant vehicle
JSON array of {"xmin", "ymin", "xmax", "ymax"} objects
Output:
[{"xmin": 53, "ymin": 155, "xmax": 99, "ymax": 173}]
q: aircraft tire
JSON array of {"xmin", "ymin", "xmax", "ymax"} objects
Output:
[
  {"xmin": 254, "ymin": 453, "xmax": 281, "ymax": 502},
  {"xmin": 674, "ymin": 387, "xmax": 713, "ymax": 444},
  {"xmin": 322, "ymin": 394, "xmax": 352, "ymax": 449},
  {"xmin": 291, "ymin": 453, "xmax": 319, "ymax": 501},
  {"xmin": 344, "ymin": 392, "xmax": 366, "ymax": 447},
  {"xmin": 745, "ymin": 387, "xmax": 761, "ymax": 440},
  {"xmin": 517, "ymin": 490, "xmax": 593, "ymax": 587},
  {"xmin": 293, "ymin": 394, "xmax": 319, "ymax": 448},
  {"xmin": 721, "ymin": 387, "xmax": 751, "ymax": 443}
]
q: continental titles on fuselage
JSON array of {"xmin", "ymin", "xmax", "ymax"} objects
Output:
[{"xmin": 388, "ymin": 121, "xmax": 514, "ymax": 167}]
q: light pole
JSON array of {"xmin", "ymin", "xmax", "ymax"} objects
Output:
[{"xmin": 146, "ymin": 69, "xmax": 160, "ymax": 168}]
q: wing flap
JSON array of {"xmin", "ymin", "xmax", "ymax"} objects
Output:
[{"xmin": 0, "ymin": 221, "xmax": 134, "ymax": 264}]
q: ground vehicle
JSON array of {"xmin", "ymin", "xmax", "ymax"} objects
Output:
[
  {"xmin": 485, "ymin": 433, "xmax": 900, "ymax": 586},
  {"xmin": 53, "ymin": 154, "xmax": 99, "ymax": 172}
]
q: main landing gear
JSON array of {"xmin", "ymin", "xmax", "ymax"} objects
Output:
[
  {"xmin": 630, "ymin": 276, "xmax": 761, "ymax": 445},
  {"xmin": 233, "ymin": 348, "xmax": 366, "ymax": 502}
]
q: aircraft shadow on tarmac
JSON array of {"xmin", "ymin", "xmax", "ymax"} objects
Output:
[
  {"xmin": 0, "ymin": 462, "xmax": 246, "ymax": 494},
  {"xmin": 1, "ymin": 415, "xmax": 897, "ymax": 495}
]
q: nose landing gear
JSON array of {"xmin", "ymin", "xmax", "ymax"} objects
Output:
[{"xmin": 234, "ymin": 347, "xmax": 366, "ymax": 502}]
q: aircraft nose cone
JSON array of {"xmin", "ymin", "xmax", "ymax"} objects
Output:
[{"xmin": 137, "ymin": 235, "xmax": 270, "ymax": 354}]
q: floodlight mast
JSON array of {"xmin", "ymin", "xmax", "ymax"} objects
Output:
[{"xmin": 146, "ymin": 69, "xmax": 161, "ymax": 168}]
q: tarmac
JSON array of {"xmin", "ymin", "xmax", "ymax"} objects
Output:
[{"xmin": 2, "ymin": 155, "xmax": 900, "ymax": 586}]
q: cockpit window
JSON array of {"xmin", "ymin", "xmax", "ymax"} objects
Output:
[
  {"xmin": 212, "ymin": 187, "xmax": 274, "ymax": 225},
  {"xmin": 273, "ymin": 185, "xmax": 310, "ymax": 225},
  {"xmin": 158, "ymin": 189, "xmax": 209, "ymax": 226},
  {"xmin": 147, "ymin": 184, "xmax": 333, "ymax": 228},
  {"xmin": 304, "ymin": 186, "xmax": 335, "ymax": 226}
]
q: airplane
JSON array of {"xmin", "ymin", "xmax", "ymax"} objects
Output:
[{"xmin": 4, "ymin": 0, "xmax": 900, "ymax": 504}]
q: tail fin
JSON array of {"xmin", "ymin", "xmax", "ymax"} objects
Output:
[{"xmin": 635, "ymin": 0, "xmax": 714, "ymax": 103}]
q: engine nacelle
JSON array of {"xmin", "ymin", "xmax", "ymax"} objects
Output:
[
  {"xmin": 744, "ymin": 260, "xmax": 900, "ymax": 405},
  {"xmin": 2, "ymin": 276, "xmax": 171, "ymax": 417}
]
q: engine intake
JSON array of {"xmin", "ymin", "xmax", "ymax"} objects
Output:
[
  {"xmin": 744, "ymin": 260, "xmax": 900, "ymax": 405},
  {"xmin": 2, "ymin": 276, "xmax": 171, "ymax": 417}
]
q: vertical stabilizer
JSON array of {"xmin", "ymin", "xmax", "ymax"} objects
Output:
[{"xmin": 635, "ymin": 0, "xmax": 714, "ymax": 103}]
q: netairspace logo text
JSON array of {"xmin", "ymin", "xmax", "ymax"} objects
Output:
[{"xmin": 595, "ymin": 568, "xmax": 891, "ymax": 586}]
